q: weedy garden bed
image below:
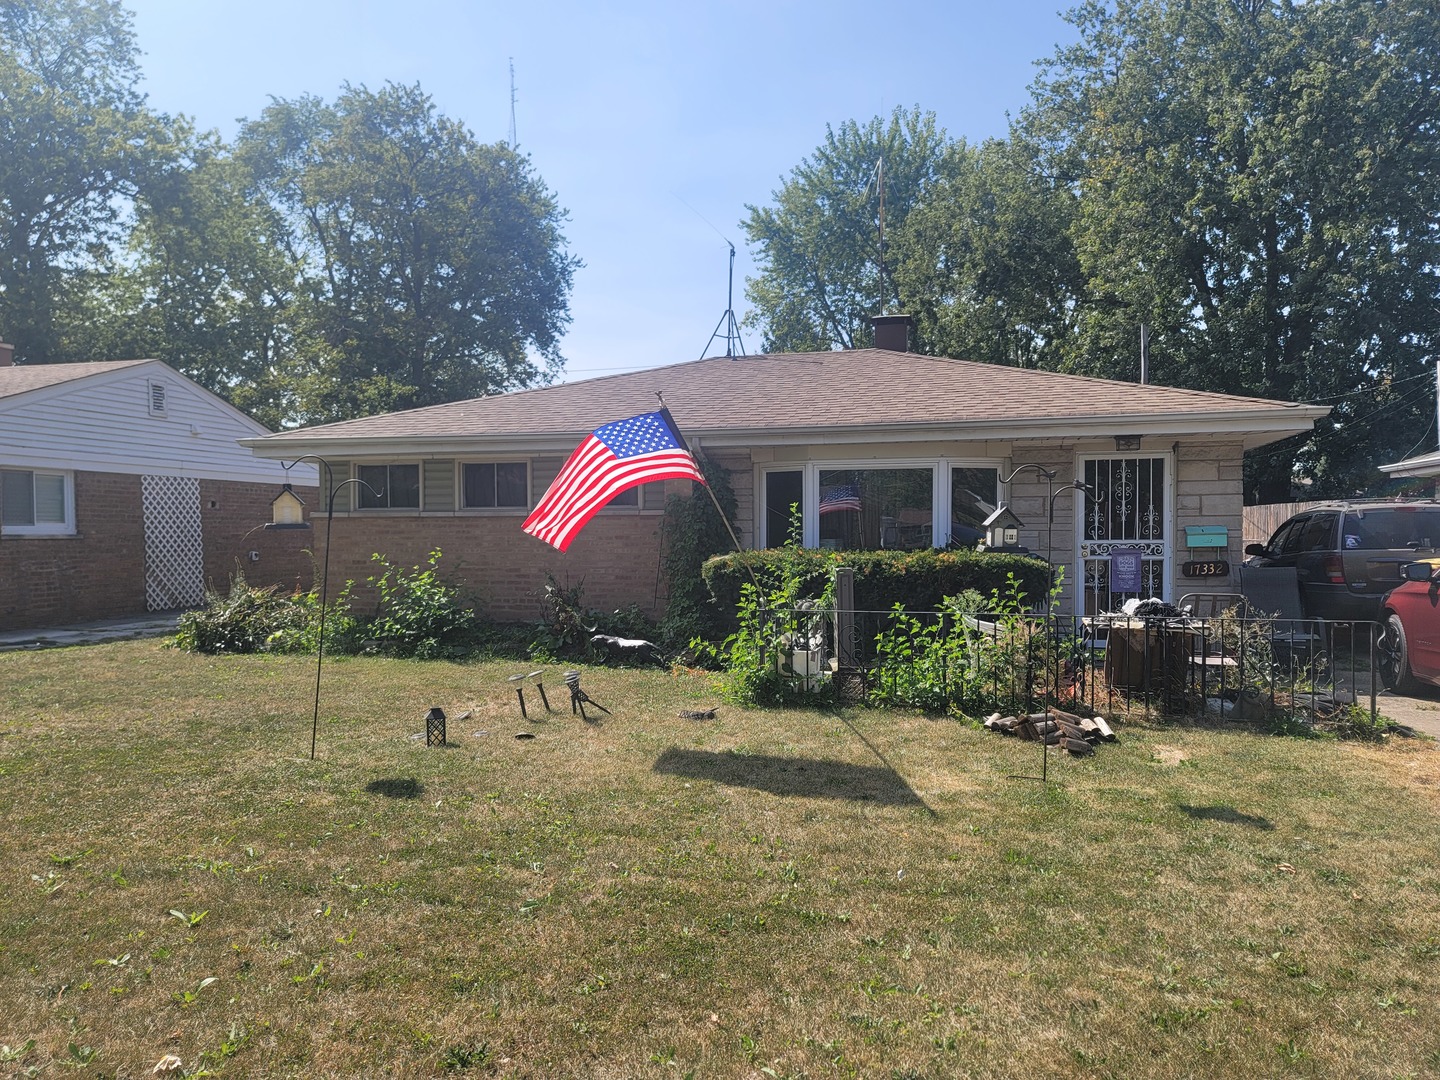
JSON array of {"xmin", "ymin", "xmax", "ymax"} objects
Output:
[{"xmin": 1, "ymin": 640, "xmax": 1439, "ymax": 1078}]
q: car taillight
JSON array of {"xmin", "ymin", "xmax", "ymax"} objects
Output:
[{"xmin": 1322, "ymin": 554, "xmax": 1346, "ymax": 584}]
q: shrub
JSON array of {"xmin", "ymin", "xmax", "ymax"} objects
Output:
[
  {"xmin": 366, "ymin": 549, "xmax": 478, "ymax": 659},
  {"xmin": 868, "ymin": 571, "xmax": 1075, "ymax": 716},
  {"xmin": 172, "ymin": 575, "xmax": 307, "ymax": 654},
  {"xmin": 694, "ymin": 530, "xmax": 837, "ymax": 705},
  {"xmin": 533, "ymin": 574, "xmax": 659, "ymax": 660},
  {"xmin": 701, "ymin": 547, "xmax": 1053, "ymax": 631}
]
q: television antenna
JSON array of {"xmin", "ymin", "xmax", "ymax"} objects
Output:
[
  {"xmin": 508, "ymin": 58, "xmax": 518, "ymax": 147},
  {"xmin": 699, "ymin": 242, "xmax": 748, "ymax": 360}
]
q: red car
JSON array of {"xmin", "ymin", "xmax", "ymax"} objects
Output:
[{"xmin": 1378, "ymin": 559, "xmax": 1440, "ymax": 692}]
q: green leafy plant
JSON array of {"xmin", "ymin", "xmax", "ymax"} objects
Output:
[
  {"xmin": 533, "ymin": 574, "xmax": 597, "ymax": 656},
  {"xmin": 367, "ymin": 549, "xmax": 478, "ymax": 659},
  {"xmin": 868, "ymin": 571, "xmax": 1072, "ymax": 716},
  {"xmin": 171, "ymin": 568, "xmax": 357, "ymax": 656},
  {"xmin": 172, "ymin": 573, "xmax": 308, "ymax": 654},
  {"xmin": 703, "ymin": 515, "xmax": 838, "ymax": 705}
]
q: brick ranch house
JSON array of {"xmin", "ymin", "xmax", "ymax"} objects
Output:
[
  {"xmin": 240, "ymin": 319, "xmax": 1328, "ymax": 621},
  {"xmin": 0, "ymin": 351, "xmax": 318, "ymax": 631}
]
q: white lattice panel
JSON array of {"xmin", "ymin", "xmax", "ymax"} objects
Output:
[{"xmin": 142, "ymin": 475, "xmax": 204, "ymax": 611}]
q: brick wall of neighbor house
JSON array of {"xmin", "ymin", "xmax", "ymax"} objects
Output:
[
  {"xmin": 199, "ymin": 480, "xmax": 318, "ymax": 596},
  {"xmin": 0, "ymin": 473, "xmax": 323, "ymax": 632},
  {"xmin": 315, "ymin": 510, "xmax": 669, "ymax": 623},
  {"xmin": 0, "ymin": 471, "xmax": 146, "ymax": 629}
]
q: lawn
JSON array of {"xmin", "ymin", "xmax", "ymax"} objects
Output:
[{"xmin": 1, "ymin": 640, "xmax": 1439, "ymax": 1079}]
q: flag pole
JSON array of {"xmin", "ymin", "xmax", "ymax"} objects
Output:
[{"xmin": 656, "ymin": 393, "xmax": 762, "ymax": 595}]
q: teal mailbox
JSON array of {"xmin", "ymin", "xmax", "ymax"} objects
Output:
[{"xmin": 1184, "ymin": 525, "xmax": 1229, "ymax": 549}]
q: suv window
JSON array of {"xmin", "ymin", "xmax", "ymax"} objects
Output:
[
  {"xmin": 1345, "ymin": 507, "xmax": 1440, "ymax": 550},
  {"xmin": 1298, "ymin": 512, "xmax": 1338, "ymax": 552},
  {"xmin": 1273, "ymin": 516, "xmax": 1309, "ymax": 556}
]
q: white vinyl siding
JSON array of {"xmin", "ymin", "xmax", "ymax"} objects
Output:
[{"xmin": 0, "ymin": 361, "xmax": 303, "ymax": 485}]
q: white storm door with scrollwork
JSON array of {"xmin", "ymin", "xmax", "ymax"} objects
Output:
[{"xmin": 1077, "ymin": 456, "xmax": 1172, "ymax": 614}]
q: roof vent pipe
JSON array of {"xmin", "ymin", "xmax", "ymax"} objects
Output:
[{"xmin": 872, "ymin": 314, "xmax": 912, "ymax": 352}]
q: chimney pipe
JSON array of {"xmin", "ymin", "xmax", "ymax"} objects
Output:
[
  {"xmin": 871, "ymin": 314, "xmax": 912, "ymax": 352},
  {"xmin": 0, "ymin": 341, "xmax": 13, "ymax": 367}
]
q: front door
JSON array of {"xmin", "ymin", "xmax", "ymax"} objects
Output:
[{"xmin": 1078, "ymin": 456, "xmax": 1171, "ymax": 614}]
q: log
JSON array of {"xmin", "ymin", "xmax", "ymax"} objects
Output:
[
  {"xmin": 1061, "ymin": 736, "xmax": 1094, "ymax": 756},
  {"xmin": 1090, "ymin": 715, "xmax": 1116, "ymax": 741}
]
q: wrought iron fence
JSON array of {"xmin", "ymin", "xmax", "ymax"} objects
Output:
[{"xmin": 758, "ymin": 603, "xmax": 1381, "ymax": 726}]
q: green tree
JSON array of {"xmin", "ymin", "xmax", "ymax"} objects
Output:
[
  {"xmin": 1022, "ymin": 0, "xmax": 1440, "ymax": 499},
  {"xmin": 236, "ymin": 83, "xmax": 579, "ymax": 423},
  {"xmin": 64, "ymin": 140, "xmax": 302, "ymax": 427},
  {"xmin": 0, "ymin": 0, "xmax": 176, "ymax": 364},
  {"xmin": 894, "ymin": 137, "xmax": 1082, "ymax": 369},
  {"xmin": 743, "ymin": 107, "xmax": 948, "ymax": 352}
]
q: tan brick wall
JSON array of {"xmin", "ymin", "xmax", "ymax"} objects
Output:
[{"xmin": 315, "ymin": 510, "xmax": 669, "ymax": 622}]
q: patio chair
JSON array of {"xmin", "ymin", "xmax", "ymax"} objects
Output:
[{"xmin": 1237, "ymin": 565, "xmax": 1328, "ymax": 666}]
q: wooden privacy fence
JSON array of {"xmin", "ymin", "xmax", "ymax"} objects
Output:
[{"xmin": 1243, "ymin": 501, "xmax": 1327, "ymax": 548}]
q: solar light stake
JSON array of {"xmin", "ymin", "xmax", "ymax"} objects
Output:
[
  {"xmin": 425, "ymin": 707, "xmax": 447, "ymax": 747},
  {"xmin": 507, "ymin": 673, "xmax": 529, "ymax": 718},
  {"xmin": 529, "ymin": 671, "xmax": 551, "ymax": 712}
]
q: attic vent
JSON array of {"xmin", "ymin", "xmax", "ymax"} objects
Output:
[{"xmin": 147, "ymin": 380, "xmax": 167, "ymax": 417}]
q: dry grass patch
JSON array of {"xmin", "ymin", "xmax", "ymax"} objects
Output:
[{"xmin": 0, "ymin": 641, "xmax": 1439, "ymax": 1077}]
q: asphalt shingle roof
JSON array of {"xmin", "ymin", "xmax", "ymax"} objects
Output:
[
  {"xmin": 252, "ymin": 348, "xmax": 1319, "ymax": 444},
  {"xmin": 0, "ymin": 360, "xmax": 152, "ymax": 401}
]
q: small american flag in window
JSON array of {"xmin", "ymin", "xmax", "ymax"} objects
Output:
[{"xmin": 819, "ymin": 484, "xmax": 861, "ymax": 514}]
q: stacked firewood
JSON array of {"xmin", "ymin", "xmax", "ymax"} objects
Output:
[{"xmin": 983, "ymin": 707, "xmax": 1116, "ymax": 756}]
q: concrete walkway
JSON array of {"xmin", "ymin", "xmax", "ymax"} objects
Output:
[{"xmin": 0, "ymin": 613, "xmax": 180, "ymax": 652}]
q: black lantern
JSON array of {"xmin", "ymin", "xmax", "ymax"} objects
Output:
[{"xmin": 425, "ymin": 707, "xmax": 446, "ymax": 746}]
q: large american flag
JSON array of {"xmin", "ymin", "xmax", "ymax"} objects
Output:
[
  {"xmin": 819, "ymin": 484, "xmax": 861, "ymax": 514},
  {"xmin": 522, "ymin": 409, "xmax": 706, "ymax": 551}
]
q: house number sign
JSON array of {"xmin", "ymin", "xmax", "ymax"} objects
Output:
[{"xmin": 1181, "ymin": 559, "xmax": 1231, "ymax": 578}]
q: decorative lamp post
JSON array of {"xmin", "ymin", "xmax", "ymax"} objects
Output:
[{"xmin": 265, "ymin": 456, "xmax": 378, "ymax": 760}]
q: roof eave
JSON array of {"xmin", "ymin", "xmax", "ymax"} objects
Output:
[{"xmin": 242, "ymin": 404, "xmax": 1326, "ymax": 461}]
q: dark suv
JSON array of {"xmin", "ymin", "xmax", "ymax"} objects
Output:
[{"xmin": 1244, "ymin": 501, "xmax": 1440, "ymax": 622}]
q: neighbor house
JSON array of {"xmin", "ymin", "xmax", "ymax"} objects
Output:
[
  {"xmin": 1378, "ymin": 448, "xmax": 1440, "ymax": 496},
  {"xmin": 0, "ymin": 350, "xmax": 317, "ymax": 631},
  {"xmin": 241, "ymin": 318, "xmax": 1328, "ymax": 620}
]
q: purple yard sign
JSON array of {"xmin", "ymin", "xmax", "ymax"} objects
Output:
[{"xmin": 1110, "ymin": 548, "xmax": 1144, "ymax": 594}]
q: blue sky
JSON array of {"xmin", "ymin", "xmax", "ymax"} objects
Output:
[{"xmin": 125, "ymin": 1, "xmax": 1079, "ymax": 384}]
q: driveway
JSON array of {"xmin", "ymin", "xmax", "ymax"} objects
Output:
[{"xmin": 1374, "ymin": 687, "xmax": 1440, "ymax": 741}]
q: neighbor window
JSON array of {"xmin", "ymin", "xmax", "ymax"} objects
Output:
[
  {"xmin": 355, "ymin": 464, "xmax": 420, "ymax": 509},
  {"xmin": 462, "ymin": 462, "xmax": 527, "ymax": 508},
  {"xmin": 0, "ymin": 469, "xmax": 73, "ymax": 535}
]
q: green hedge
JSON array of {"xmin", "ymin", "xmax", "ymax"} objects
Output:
[{"xmin": 700, "ymin": 548, "xmax": 1053, "ymax": 627}]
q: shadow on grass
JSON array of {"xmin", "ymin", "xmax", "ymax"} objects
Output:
[
  {"xmin": 653, "ymin": 747, "xmax": 929, "ymax": 809},
  {"xmin": 1177, "ymin": 804, "xmax": 1274, "ymax": 829},
  {"xmin": 366, "ymin": 777, "xmax": 425, "ymax": 800}
]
